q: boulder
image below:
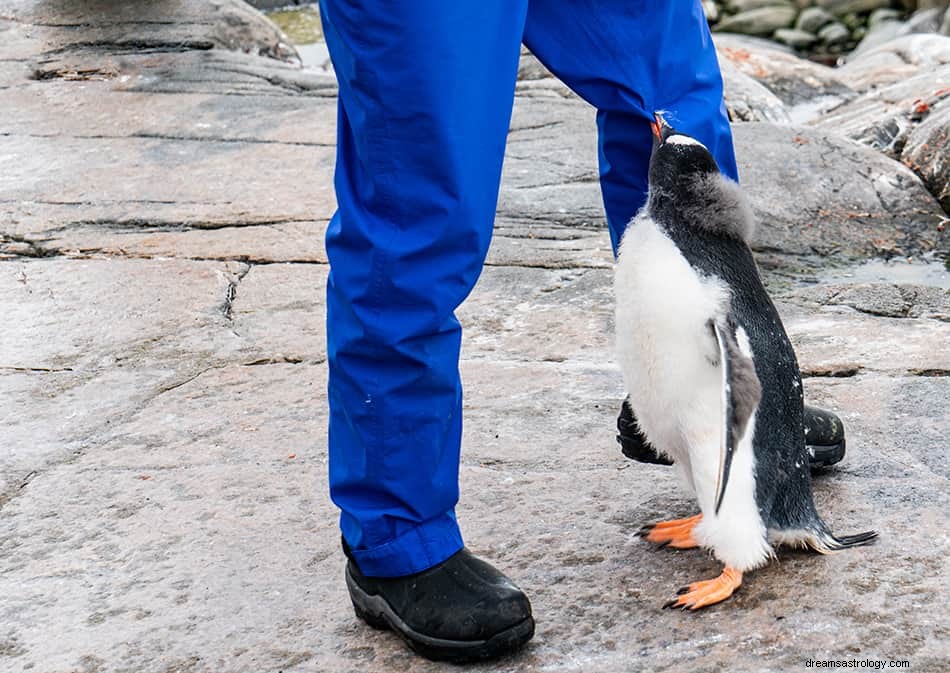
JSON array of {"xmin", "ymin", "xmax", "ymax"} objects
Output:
[
  {"xmin": 809, "ymin": 64, "xmax": 950, "ymax": 157},
  {"xmin": 715, "ymin": 36, "xmax": 855, "ymax": 117},
  {"xmin": 726, "ymin": 0, "xmax": 796, "ymax": 12},
  {"xmin": 797, "ymin": 7, "xmax": 837, "ymax": 32},
  {"xmin": 732, "ymin": 124, "xmax": 946, "ymax": 259},
  {"xmin": 839, "ymin": 33, "xmax": 950, "ymax": 90},
  {"xmin": 774, "ymin": 28, "xmax": 821, "ymax": 49},
  {"xmin": 714, "ymin": 6, "xmax": 798, "ymax": 36},
  {"xmin": 720, "ymin": 59, "xmax": 793, "ymax": 122},
  {"xmin": 868, "ymin": 8, "xmax": 904, "ymax": 26},
  {"xmin": 818, "ymin": 0, "xmax": 894, "ymax": 16},
  {"xmin": 818, "ymin": 22, "xmax": 853, "ymax": 45},
  {"xmin": 901, "ymin": 104, "xmax": 950, "ymax": 211}
]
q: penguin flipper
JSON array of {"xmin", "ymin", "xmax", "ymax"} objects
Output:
[{"xmin": 710, "ymin": 316, "xmax": 762, "ymax": 515}]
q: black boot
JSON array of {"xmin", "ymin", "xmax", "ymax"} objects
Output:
[
  {"xmin": 343, "ymin": 540, "xmax": 534, "ymax": 663},
  {"xmin": 616, "ymin": 397, "xmax": 846, "ymax": 469}
]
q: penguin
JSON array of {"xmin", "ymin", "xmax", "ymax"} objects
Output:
[{"xmin": 614, "ymin": 114, "xmax": 876, "ymax": 610}]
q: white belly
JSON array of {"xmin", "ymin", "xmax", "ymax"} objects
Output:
[{"xmin": 614, "ymin": 213, "xmax": 728, "ymax": 466}]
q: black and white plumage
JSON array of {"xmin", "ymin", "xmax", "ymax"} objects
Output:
[{"xmin": 616, "ymin": 116, "xmax": 875, "ymax": 610}]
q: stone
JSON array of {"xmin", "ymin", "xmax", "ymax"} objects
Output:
[
  {"xmin": 839, "ymin": 33, "xmax": 950, "ymax": 90},
  {"xmin": 774, "ymin": 27, "xmax": 821, "ymax": 48},
  {"xmin": 906, "ymin": 6, "xmax": 948, "ymax": 33},
  {"xmin": 720, "ymin": 59, "xmax": 793, "ymax": 122},
  {"xmin": 3, "ymin": 2, "xmax": 950, "ymax": 672},
  {"xmin": 818, "ymin": 0, "xmax": 893, "ymax": 16},
  {"xmin": 850, "ymin": 18, "xmax": 912, "ymax": 57},
  {"xmin": 869, "ymin": 8, "xmax": 904, "ymax": 25},
  {"xmin": 818, "ymin": 21, "xmax": 854, "ymax": 45},
  {"xmin": 732, "ymin": 124, "xmax": 946, "ymax": 260},
  {"xmin": 901, "ymin": 103, "xmax": 950, "ymax": 211},
  {"xmin": 809, "ymin": 64, "xmax": 950, "ymax": 158},
  {"xmin": 702, "ymin": 0, "xmax": 721, "ymax": 23},
  {"xmin": 713, "ymin": 6, "xmax": 798, "ymax": 36},
  {"xmin": 797, "ymin": 6, "xmax": 837, "ymax": 32},
  {"xmin": 726, "ymin": 0, "xmax": 795, "ymax": 12},
  {"xmin": 715, "ymin": 36, "xmax": 856, "ymax": 118}
]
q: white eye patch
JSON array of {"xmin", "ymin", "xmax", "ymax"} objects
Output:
[{"xmin": 666, "ymin": 135, "xmax": 706, "ymax": 148}]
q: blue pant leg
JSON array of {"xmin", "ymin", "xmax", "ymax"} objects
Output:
[
  {"xmin": 523, "ymin": 0, "xmax": 738, "ymax": 252},
  {"xmin": 320, "ymin": 0, "xmax": 528, "ymax": 577}
]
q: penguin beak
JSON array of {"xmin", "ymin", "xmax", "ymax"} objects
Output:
[{"xmin": 651, "ymin": 113, "xmax": 675, "ymax": 146}]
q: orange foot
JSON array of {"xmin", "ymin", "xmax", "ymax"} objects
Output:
[
  {"xmin": 637, "ymin": 513, "xmax": 702, "ymax": 549},
  {"xmin": 663, "ymin": 566, "xmax": 743, "ymax": 611}
]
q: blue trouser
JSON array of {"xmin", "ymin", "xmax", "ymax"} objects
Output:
[{"xmin": 321, "ymin": 0, "xmax": 739, "ymax": 577}]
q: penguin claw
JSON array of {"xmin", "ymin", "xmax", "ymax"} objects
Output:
[
  {"xmin": 639, "ymin": 514, "xmax": 703, "ymax": 550},
  {"xmin": 664, "ymin": 567, "xmax": 743, "ymax": 611}
]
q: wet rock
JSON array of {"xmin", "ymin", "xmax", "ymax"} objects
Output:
[
  {"xmin": 902, "ymin": 104, "xmax": 950, "ymax": 211},
  {"xmin": 818, "ymin": 0, "xmax": 893, "ymax": 16},
  {"xmin": 720, "ymin": 59, "xmax": 793, "ymax": 122},
  {"xmin": 714, "ymin": 6, "xmax": 798, "ymax": 36},
  {"xmin": 774, "ymin": 27, "xmax": 821, "ymax": 49},
  {"xmin": 818, "ymin": 21, "xmax": 853, "ymax": 45},
  {"xmin": 732, "ymin": 124, "xmax": 946, "ymax": 259},
  {"xmin": 797, "ymin": 6, "xmax": 837, "ymax": 33}
]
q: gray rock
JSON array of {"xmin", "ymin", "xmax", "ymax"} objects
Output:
[
  {"xmin": 702, "ymin": 0, "xmax": 721, "ymax": 23},
  {"xmin": 797, "ymin": 6, "xmax": 837, "ymax": 33},
  {"xmin": 809, "ymin": 64, "xmax": 950, "ymax": 158},
  {"xmin": 714, "ymin": 6, "xmax": 798, "ymax": 36},
  {"xmin": 726, "ymin": 0, "xmax": 795, "ymax": 12},
  {"xmin": 869, "ymin": 8, "xmax": 904, "ymax": 26},
  {"xmin": 3, "ymin": 4, "xmax": 950, "ymax": 672},
  {"xmin": 774, "ymin": 27, "xmax": 821, "ymax": 48},
  {"xmin": 840, "ymin": 33, "xmax": 950, "ymax": 89},
  {"xmin": 720, "ymin": 59, "xmax": 793, "ymax": 122},
  {"xmin": 818, "ymin": 0, "xmax": 893, "ymax": 16},
  {"xmin": 906, "ymin": 6, "xmax": 948, "ymax": 33},
  {"xmin": 716, "ymin": 36, "xmax": 855, "ymax": 117},
  {"xmin": 732, "ymin": 124, "xmax": 946, "ymax": 259},
  {"xmin": 818, "ymin": 21, "xmax": 854, "ymax": 45},
  {"xmin": 850, "ymin": 18, "xmax": 912, "ymax": 57},
  {"xmin": 943, "ymin": 9, "xmax": 950, "ymax": 34},
  {"xmin": 902, "ymin": 103, "xmax": 950, "ymax": 211}
]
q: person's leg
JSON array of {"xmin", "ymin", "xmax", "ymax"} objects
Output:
[
  {"xmin": 320, "ymin": 0, "xmax": 527, "ymax": 579},
  {"xmin": 523, "ymin": 0, "xmax": 737, "ymax": 253}
]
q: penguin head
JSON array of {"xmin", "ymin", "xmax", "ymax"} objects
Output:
[
  {"xmin": 648, "ymin": 115, "xmax": 720, "ymax": 191},
  {"xmin": 646, "ymin": 113, "xmax": 754, "ymax": 243}
]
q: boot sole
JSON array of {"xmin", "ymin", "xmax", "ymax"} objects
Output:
[
  {"xmin": 345, "ymin": 566, "xmax": 535, "ymax": 663},
  {"xmin": 808, "ymin": 438, "xmax": 846, "ymax": 469}
]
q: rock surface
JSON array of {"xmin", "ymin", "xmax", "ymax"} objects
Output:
[{"xmin": 1, "ymin": 2, "xmax": 949, "ymax": 673}]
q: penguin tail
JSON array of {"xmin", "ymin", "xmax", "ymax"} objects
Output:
[{"xmin": 808, "ymin": 528, "xmax": 878, "ymax": 553}]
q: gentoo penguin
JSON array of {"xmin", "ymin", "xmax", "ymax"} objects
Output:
[{"xmin": 614, "ymin": 114, "xmax": 876, "ymax": 610}]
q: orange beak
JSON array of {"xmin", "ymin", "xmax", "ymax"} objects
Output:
[{"xmin": 651, "ymin": 115, "xmax": 663, "ymax": 141}]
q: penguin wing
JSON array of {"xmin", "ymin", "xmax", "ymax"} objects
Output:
[{"xmin": 710, "ymin": 315, "xmax": 762, "ymax": 515}]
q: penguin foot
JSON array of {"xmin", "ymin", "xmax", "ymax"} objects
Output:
[
  {"xmin": 663, "ymin": 566, "xmax": 742, "ymax": 611},
  {"xmin": 637, "ymin": 514, "xmax": 702, "ymax": 549}
]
